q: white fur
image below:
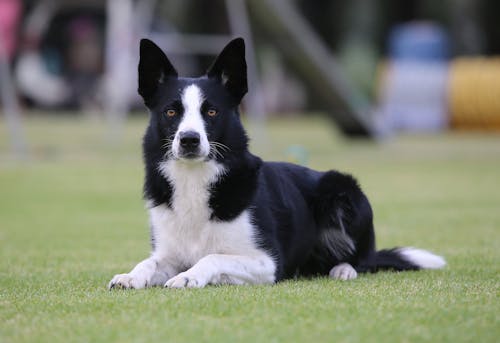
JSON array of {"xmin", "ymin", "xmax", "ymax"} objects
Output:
[
  {"xmin": 329, "ymin": 263, "xmax": 358, "ymax": 280},
  {"xmin": 165, "ymin": 254, "xmax": 276, "ymax": 288},
  {"xmin": 397, "ymin": 247, "xmax": 446, "ymax": 269},
  {"xmin": 171, "ymin": 84, "xmax": 210, "ymax": 160},
  {"xmin": 158, "ymin": 159, "xmax": 225, "ymax": 222},
  {"xmin": 108, "ymin": 158, "xmax": 276, "ymax": 289},
  {"xmin": 108, "ymin": 258, "xmax": 169, "ymax": 289}
]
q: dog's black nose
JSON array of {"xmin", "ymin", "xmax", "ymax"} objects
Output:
[{"xmin": 179, "ymin": 131, "xmax": 200, "ymax": 149}]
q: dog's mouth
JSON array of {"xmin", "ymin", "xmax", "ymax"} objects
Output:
[
  {"xmin": 179, "ymin": 150, "xmax": 203, "ymax": 160},
  {"xmin": 181, "ymin": 151, "xmax": 199, "ymax": 158},
  {"xmin": 175, "ymin": 148, "xmax": 210, "ymax": 162}
]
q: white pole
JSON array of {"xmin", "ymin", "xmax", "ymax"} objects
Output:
[
  {"xmin": 104, "ymin": 0, "xmax": 135, "ymax": 144},
  {"xmin": 0, "ymin": 27, "xmax": 27, "ymax": 158},
  {"xmin": 225, "ymin": 0, "xmax": 267, "ymax": 145}
]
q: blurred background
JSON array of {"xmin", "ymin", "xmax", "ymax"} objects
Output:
[{"xmin": 1, "ymin": 0, "xmax": 500, "ymax": 156}]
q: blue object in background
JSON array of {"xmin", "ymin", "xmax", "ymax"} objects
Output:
[
  {"xmin": 285, "ymin": 145, "xmax": 309, "ymax": 166},
  {"xmin": 380, "ymin": 21, "xmax": 451, "ymax": 132},
  {"xmin": 388, "ymin": 22, "xmax": 450, "ymax": 61}
]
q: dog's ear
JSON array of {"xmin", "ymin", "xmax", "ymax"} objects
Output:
[
  {"xmin": 207, "ymin": 38, "xmax": 247, "ymax": 101},
  {"xmin": 138, "ymin": 39, "xmax": 177, "ymax": 103}
]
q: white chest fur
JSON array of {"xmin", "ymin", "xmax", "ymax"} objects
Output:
[
  {"xmin": 158, "ymin": 159, "xmax": 224, "ymax": 225},
  {"xmin": 150, "ymin": 160, "xmax": 263, "ymax": 272}
]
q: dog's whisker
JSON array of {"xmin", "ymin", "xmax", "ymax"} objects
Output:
[
  {"xmin": 209, "ymin": 142, "xmax": 231, "ymax": 155},
  {"xmin": 214, "ymin": 148, "xmax": 224, "ymax": 159},
  {"xmin": 210, "ymin": 146, "xmax": 224, "ymax": 159},
  {"xmin": 161, "ymin": 138, "xmax": 175, "ymax": 150},
  {"xmin": 211, "ymin": 144, "xmax": 225, "ymax": 157},
  {"xmin": 211, "ymin": 142, "xmax": 230, "ymax": 151}
]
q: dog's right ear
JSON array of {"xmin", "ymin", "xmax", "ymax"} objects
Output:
[
  {"xmin": 138, "ymin": 39, "xmax": 177, "ymax": 103},
  {"xmin": 207, "ymin": 38, "xmax": 247, "ymax": 102}
]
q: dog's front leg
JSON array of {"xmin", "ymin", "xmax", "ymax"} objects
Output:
[
  {"xmin": 165, "ymin": 253, "xmax": 276, "ymax": 288},
  {"xmin": 108, "ymin": 257, "xmax": 175, "ymax": 289}
]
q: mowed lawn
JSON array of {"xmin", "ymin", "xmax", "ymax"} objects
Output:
[{"xmin": 1, "ymin": 114, "xmax": 499, "ymax": 342}]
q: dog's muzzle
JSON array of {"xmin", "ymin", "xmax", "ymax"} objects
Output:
[{"xmin": 178, "ymin": 130, "xmax": 201, "ymax": 158}]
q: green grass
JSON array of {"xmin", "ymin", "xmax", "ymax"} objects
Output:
[{"xmin": 1, "ymin": 113, "xmax": 499, "ymax": 342}]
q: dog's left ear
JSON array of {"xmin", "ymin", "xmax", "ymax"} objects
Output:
[
  {"xmin": 138, "ymin": 39, "xmax": 178, "ymax": 105},
  {"xmin": 207, "ymin": 38, "xmax": 247, "ymax": 101}
]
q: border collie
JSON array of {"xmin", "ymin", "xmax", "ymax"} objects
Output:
[{"xmin": 108, "ymin": 38, "xmax": 445, "ymax": 289}]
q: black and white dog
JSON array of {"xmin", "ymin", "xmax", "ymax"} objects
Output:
[{"xmin": 108, "ymin": 38, "xmax": 445, "ymax": 289}]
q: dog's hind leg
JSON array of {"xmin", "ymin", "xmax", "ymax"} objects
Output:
[
  {"xmin": 329, "ymin": 263, "xmax": 358, "ymax": 280},
  {"xmin": 311, "ymin": 170, "xmax": 377, "ymax": 279}
]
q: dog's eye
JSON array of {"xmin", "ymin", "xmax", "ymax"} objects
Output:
[
  {"xmin": 165, "ymin": 109, "xmax": 176, "ymax": 117},
  {"xmin": 207, "ymin": 109, "xmax": 218, "ymax": 117}
]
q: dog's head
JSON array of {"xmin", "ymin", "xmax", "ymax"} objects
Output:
[{"xmin": 139, "ymin": 38, "xmax": 249, "ymax": 163}]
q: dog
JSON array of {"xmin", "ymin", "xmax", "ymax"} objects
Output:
[{"xmin": 108, "ymin": 38, "xmax": 445, "ymax": 289}]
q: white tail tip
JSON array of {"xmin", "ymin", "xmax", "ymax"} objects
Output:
[{"xmin": 398, "ymin": 247, "xmax": 447, "ymax": 269}]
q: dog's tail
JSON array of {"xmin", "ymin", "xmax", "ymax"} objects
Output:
[{"xmin": 362, "ymin": 247, "xmax": 446, "ymax": 272}]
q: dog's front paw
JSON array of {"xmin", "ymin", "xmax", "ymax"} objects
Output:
[
  {"xmin": 108, "ymin": 273, "xmax": 147, "ymax": 290},
  {"xmin": 164, "ymin": 271, "xmax": 207, "ymax": 289}
]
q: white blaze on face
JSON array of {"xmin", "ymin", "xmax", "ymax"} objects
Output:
[{"xmin": 172, "ymin": 84, "xmax": 210, "ymax": 159}]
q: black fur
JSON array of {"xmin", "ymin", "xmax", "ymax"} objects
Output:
[{"xmin": 138, "ymin": 38, "xmax": 438, "ymax": 282}]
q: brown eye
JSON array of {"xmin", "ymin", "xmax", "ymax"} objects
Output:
[
  {"xmin": 166, "ymin": 109, "xmax": 176, "ymax": 117},
  {"xmin": 207, "ymin": 109, "xmax": 218, "ymax": 117}
]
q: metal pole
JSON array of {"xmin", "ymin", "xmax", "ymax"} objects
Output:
[{"xmin": 250, "ymin": 0, "xmax": 376, "ymax": 137}]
